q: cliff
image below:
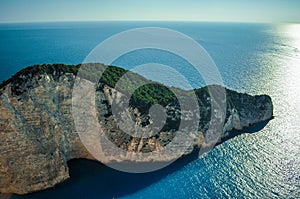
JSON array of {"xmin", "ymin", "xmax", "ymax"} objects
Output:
[{"xmin": 0, "ymin": 64, "xmax": 273, "ymax": 194}]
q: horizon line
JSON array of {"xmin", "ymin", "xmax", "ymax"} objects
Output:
[{"xmin": 0, "ymin": 19, "xmax": 298, "ymax": 25}]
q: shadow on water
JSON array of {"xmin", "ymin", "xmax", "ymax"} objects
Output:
[
  {"xmin": 11, "ymin": 151, "xmax": 199, "ymax": 199},
  {"xmin": 0, "ymin": 193, "xmax": 12, "ymax": 199},
  {"xmin": 11, "ymin": 120, "xmax": 271, "ymax": 199},
  {"xmin": 219, "ymin": 118, "xmax": 273, "ymax": 143}
]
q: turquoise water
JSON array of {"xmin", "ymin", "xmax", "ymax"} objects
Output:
[{"xmin": 1, "ymin": 22, "xmax": 299, "ymax": 198}]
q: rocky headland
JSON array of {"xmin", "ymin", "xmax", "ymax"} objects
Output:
[{"xmin": 0, "ymin": 64, "xmax": 273, "ymax": 194}]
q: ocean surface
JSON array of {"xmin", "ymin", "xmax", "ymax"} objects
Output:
[{"xmin": 0, "ymin": 21, "xmax": 299, "ymax": 198}]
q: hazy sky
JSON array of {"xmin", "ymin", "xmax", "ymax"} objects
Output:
[{"xmin": 0, "ymin": 0, "xmax": 300, "ymax": 23}]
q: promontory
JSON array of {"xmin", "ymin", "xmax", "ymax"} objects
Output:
[{"xmin": 0, "ymin": 64, "xmax": 273, "ymax": 194}]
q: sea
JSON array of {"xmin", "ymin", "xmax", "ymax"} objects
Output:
[{"xmin": 0, "ymin": 21, "xmax": 299, "ymax": 198}]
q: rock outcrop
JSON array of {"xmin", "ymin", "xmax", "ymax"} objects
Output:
[{"xmin": 0, "ymin": 64, "xmax": 273, "ymax": 194}]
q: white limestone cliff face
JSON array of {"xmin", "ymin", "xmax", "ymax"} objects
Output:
[{"xmin": 0, "ymin": 65, "xmax": 273, "ymax": 194}]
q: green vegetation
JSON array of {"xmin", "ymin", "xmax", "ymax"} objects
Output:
[
  {"xmin": 0, "ymin": 63, "xmax": 220, "ymax": 118},
  {"xmin": 0, "ymin": 63, "xmax": 233, "ymax": 132},
  {"xmin": 98, "ymin": 65, "xmax": 179, "ymax": 114},
  {"xmin": 0, "ymin": 64, "xmax": 79, "ymax": 88},
  {"xmin": 98, "ymin": 65, "xmax": 127, "ymax": 87},
  {"xmin": 129, "ymin": 83, "xmax": 178, "ymax": 114},
  {"xmin": 0, "ymin": 64, "xmax": 181, "ymax": 113},
  {"xmin": 0, "ymin": 64, "xmax": 79, "ymax": 95}
]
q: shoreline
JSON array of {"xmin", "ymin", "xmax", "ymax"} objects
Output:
[{"xmin": 11, "ymin": 118, "xmax": 272, "ymax": 198}]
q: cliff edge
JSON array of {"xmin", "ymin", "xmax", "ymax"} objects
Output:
[{"xmin": 0, "ymin": 64, "xmax": 273, "ymax": 194}]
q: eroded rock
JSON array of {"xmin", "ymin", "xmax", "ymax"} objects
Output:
[{"xmin": 0, "ymin": 64, "xmax": 273, "ymax": 194}]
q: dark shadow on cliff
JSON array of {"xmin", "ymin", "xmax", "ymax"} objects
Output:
[
  {"xmin": 11, "ymin": 119, "xmax": 272, "ymax": 199},
  {"xmin": 219, "ymin": 118, "xmax": 273, "ymax": 144}
]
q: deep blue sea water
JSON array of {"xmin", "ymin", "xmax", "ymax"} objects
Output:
[{"xmin": 0, "ymin": 21, "xmax": 299, "ymax": 198}]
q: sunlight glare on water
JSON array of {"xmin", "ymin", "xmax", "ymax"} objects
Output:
[
  {"xmin": 5, "ymin": 22, "xmax": 299, "ymax": 199},
  {"xmin": 120, "ymin": 23, "xmax": 300, "ymax": 199}
]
